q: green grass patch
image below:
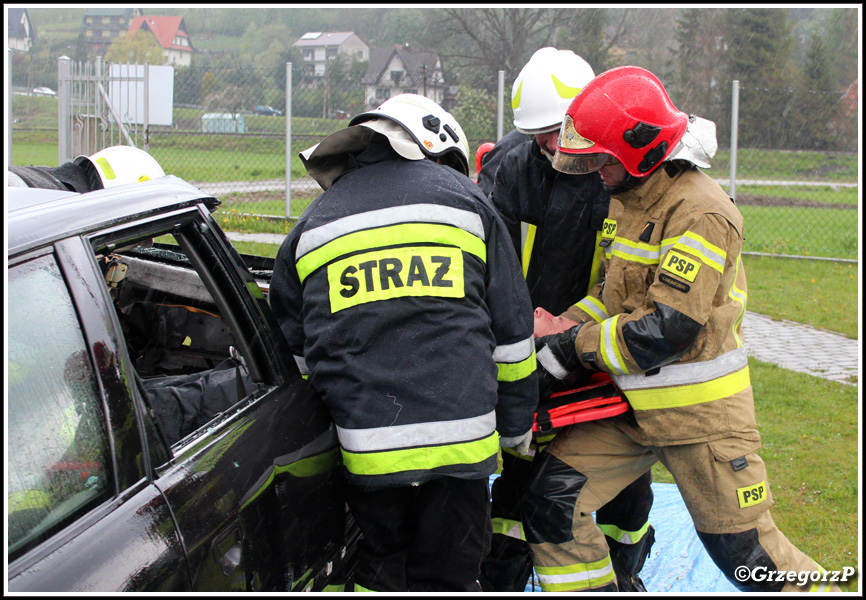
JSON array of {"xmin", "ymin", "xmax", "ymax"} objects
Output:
[
  {"xmin": 652, "ymin": 357, "xmax": 859, "ymax": 590},
  {"xmin": 739, "ymin": 205, "xmax": 859, "ymax": 260},
  {"xmin": 736, "ymin": 185, "xmax": 858, "ymax": 207},
  {"xmin": 742, "ymin": 255, "xmax": 859, "ymax": 339}
]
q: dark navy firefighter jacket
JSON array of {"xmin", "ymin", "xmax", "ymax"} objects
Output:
[{"xmin": 269, "ymin": 141, "xmax": 538, "ymax": 489}]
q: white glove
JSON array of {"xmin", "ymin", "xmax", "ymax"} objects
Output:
[{"xmin": 501, "ymin": 430, "xmax": 533, "ymax": 456}]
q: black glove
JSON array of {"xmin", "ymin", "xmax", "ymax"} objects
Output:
[{"xmin": 535, "ymin": 324, "xmax": 585, "ymax": 399}]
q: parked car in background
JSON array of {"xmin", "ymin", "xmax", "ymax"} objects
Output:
[
  {"xmin": 253, "ymin": 105, "xmax": 282, "ymax": 116},
  {"xmin": 32, "ymin": 86, "xmax": 56, "ymax": 97},
  {"xmin": 7, "ymin": 178, "xmax": 358, "ymax": 592}
]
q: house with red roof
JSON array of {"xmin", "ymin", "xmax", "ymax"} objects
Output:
[{"xmin": 128, "ymin": 15, "xmax": 193, "ymax": 66}]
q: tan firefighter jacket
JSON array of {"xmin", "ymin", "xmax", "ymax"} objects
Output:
[{"xmin": 563, "ymin": 161, "xmax": 757, "ymax": 445}]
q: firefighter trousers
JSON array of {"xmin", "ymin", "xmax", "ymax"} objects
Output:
[
  {"xmin": 346, "ymin": 476, "xmax": 491, "ymax": 592},
  {"xmin": 521, "ymin": 417, "xmax": 839, "ymax": 592}
]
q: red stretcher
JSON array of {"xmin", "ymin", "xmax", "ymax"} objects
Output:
[{"xmin": 533, "ymin": 372, "xmax": 629, "ymax": 433}]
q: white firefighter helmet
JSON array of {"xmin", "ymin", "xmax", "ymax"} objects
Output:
[
  {"xmin": 512, "ymin": 47, "xmax": 596, "ymax": 135},
  {"xmin": 350, "ymin": 93, "xmax": 470, "ymax": 176},
  {"xmin": 75, "ymin": 145, "xmax": 165, "ymax": 189}
]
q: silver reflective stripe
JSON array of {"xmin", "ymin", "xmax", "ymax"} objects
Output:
[
  {"xmin": 537, "ymin": 346, "xmax": 569, "ymax": 380},
  {"xmin": 295, "ymin": 204, "xmax": 486, "ymax": 260},
  {"xmin": 493, "ymin": 336, "xmax": 534, "ymax": 363},
  {"xmin": 293, "ymin": 355, "xmax": 309, "ymax": 376},
  {"xmin": 675, "ymin": 232, "xmax": 726, "ymax": 271},
  {"xmin": 537, "ymin": 561, "xmax": 614, "ymax": 587},
  {"xmin": 336, "ymin": 410, "xmax": 496, "ymax": 452},
  {"xmin": 614, "ymin": 347, "xmax": 748, "ymax": 391}
]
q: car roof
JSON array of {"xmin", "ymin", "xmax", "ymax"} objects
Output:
[{"xmin": 8, "ymin": 175, "xmax": 221, "ymax": 256}]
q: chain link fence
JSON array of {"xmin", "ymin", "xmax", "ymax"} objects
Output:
[{"xmin": 10, "ymin": 62, "xmax": 859, "ymax": 261}]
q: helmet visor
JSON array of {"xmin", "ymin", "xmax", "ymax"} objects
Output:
[{"xmin": 551, "ymin": 150, "xmax": 610, "ymax": 174}]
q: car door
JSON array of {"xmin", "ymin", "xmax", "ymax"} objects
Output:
[
  {"xmin": 7, "ymin": 243, "xmax": 189, "ymax": 592},
  {"xmin": 83, "ymin": 205, "xmax": 354, "ymax": 591}
]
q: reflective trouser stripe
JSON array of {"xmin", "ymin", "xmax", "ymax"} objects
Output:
[
  {"xmin": 341, "ymin": 433, "xmax": 499, "ymax": 476},
  {"xmin": 491, "ymin": 516, "xmax": 525, "ymax": 541},
  {"xmin": 535, "ymin": 555, "xmax": 616, "ymax": 592},
  {"xmin": 598, "ymin": 520, "xmax": 650, "ymax": 545}
]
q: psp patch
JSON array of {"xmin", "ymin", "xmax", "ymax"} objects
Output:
[
  {"xmin": 328, "ymin": 246, "xmax": 465, "ymax": 313},
  {"xmin": 737, "ymin": 480, "xmax": 768, "ymax": 509},
  {"xmin": 661, "ymin": 250, "xmax": 701, "ymax": 282}
]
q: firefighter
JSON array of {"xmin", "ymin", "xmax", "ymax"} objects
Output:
[
  {"xmin": 528, "ymin": 65, "xmax": 840, "ymax": 592},
  {"xmin": 476, "ymin": 128, "xmax": 529, "ymax": 196},
  {"xmin": 8, "ymin": 145, "xmax": 165, "ymax": 192},
  {"xmin": 268, "ymin": 94, "xmax": 538, "ymax": 592},
  {"xmin": 479, "ymin": 47, "xmax": 655, "ymax": 593}
]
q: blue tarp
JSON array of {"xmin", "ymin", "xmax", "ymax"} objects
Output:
[{"xmin": 489, "ymin": 479, "xmax": 740, "ymax": 593}]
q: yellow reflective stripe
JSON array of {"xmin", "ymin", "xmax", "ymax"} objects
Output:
[
  {"xmin": 609, "ymin": 237, "xmax": 661, "ymax": 265},
  {"xmin": 598, "ymin": 520, "xmax": 650, "ymax": 545},
  {"xmin": 728, "ymin": 254, "xmax": 747, "ymax": 348},
  {"xmin": 497, "ymin": 348, "xmax": 536, "ymax": 382},
  {"xmin": 341, "ymin": 433, "xmax": 499, "ymax": 476},
  {"xmin": 535, "ymin": 555, "xmax": 615, "ymax": 592},
  {"xmin": 354, "ymin": 583, "xmax": 377, "ymax": 592},
  {"xmin": 588, "ymin": 231, "xmax": 604, "ymax": 295},
  {"xmin": 322, "ymin": 584, "xmax": 346, "ymax": 592},
  {"xmin": 624, "ymin": 366, "xmax": 751, "ymax": 410},
  {"xmin": 600, "ymin": 315, "xmax": 629, "ymax": 375},
  {"xmin": 296, "ymin": 223, "xmax": 486, "ymax": 283},
  {"xmin": 575, "ymin": 295, "xmax": 608, "ymax": 324},
  {"xmin": 95, "ymin": 156, "xmax": 116, "ymax": 181},
  {"xmin": 673, "ymin": 231, "xmax": 727, "ymax": 274},
  {"xmin": 522, "ymin": 223, "xmax": 537, "ymax": 278},
  {"xmin": 491, "ymin": 516, "xmax": 525, "ymax": 540}
]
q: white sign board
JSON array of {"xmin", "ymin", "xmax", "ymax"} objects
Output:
[{"xmin": 108, "ymin": 64, "xmax": 174, "ymax": 126}]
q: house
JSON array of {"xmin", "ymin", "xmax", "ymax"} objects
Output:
[
  {"xmin": 127, "ymin": 16, "xmax": 193, "ymax": 67},
  {"xmin": 8, "ymin": 7, "xmax": 36, "ymax": 53},
  {"xmin": 361, "ymin": 45, "xmax": 447, "ymax": 110},
  {"xmin": 292, "ymin": 32, "xmax": 369, "ymax": 83},
  {"xmin": 82, "ymin": 7, "xmax": 142, "ymax": 56}
]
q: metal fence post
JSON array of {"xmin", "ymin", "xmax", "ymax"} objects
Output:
[
  {"xmin": 57, "ymin": 55, "xmax": 72, "ymax": 165},
  {"xmin": 285, "ymin": 61, "xmax": 293, "ymax": 219},
  {"xmin": 729, "ymin": 79, "xmax": 739, "ymax": 202},
  {"xmin": 8, "ymin": 49, "xmax": 13, "ymax": 166},
  {"xmin": 496, "ymin": 70, "xmax": 505, "ymax": 142}
]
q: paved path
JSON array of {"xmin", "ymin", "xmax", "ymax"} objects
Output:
[{"xmin": 225, "ymin": 232, "xmax": 860, "ymax": 387}]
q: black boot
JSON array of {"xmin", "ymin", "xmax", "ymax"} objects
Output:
[
  {"xmin": 608, "ymin": 525, "xmax": 655, "ymax": 592},
  {"xmin": 479, "ymin": 533, "xmax": 534, "ymax": 592}
]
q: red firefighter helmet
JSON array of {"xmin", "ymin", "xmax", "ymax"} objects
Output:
[
  {"xmin": 552, "ymin": 66, "xmax": 689, "ymax": 178},
  {"xmin": 475, "ymin": 142, "xmax": 495, "ymax": 174}
]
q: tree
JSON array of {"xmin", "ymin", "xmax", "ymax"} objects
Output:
[
  {"xmin": 672, "ymin": 8, "xmax": 729, "ymax": 138},
  {"xmin": 104, "ymin": 30, "xmax": 167, "ymax": 66},
  {"xmin": 790, "ymin": 32, "xmax": 841, "ymax": 150},
  {"xmin": 725, "ymin": 8, "xmax": 797, "ymax": 148}
]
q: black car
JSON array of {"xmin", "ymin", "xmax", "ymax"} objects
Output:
[
  {"xmin": 6, "ymin": 177, "xmax": 358, "ymax": 592},
  {"xmin": 253, "ymin": 105, "xmax": 282, "ymax": 116}
]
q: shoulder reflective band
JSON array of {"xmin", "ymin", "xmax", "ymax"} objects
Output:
[
  {"xmin": 575, "ymin": 295, "xmax": 608, "ymax": 324},
  {"xmin": 535, "ymin": 555, "xmax": 616, "ymax": 592},
  {"xmin": 614, "ymin": 347, "xmax": 751, "ymax": 410},
  {"xmin": 327, "ymin": 246, "xmax": 465, "ymax": 312},
  {"xmin": 297, "ymin": 223, "xmax": 485, "ymax": 283},
  {"xmin": 609, "ymin": 237, "xmax": 661, "ymax": 266},
  {"xmin": 494, "ymin": 336, "xmax": 536, "ymax": 382},
  {"xmin": 672, "ymin": 230, "xmax": 726, "ymax": 274}
]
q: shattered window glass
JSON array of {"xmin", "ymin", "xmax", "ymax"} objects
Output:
[{"xmin": 7, "ymin": 254, "xmax": 112, "ymax": 559}]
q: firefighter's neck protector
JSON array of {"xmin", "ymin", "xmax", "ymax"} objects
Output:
[{"xmin": 300, "ymin": 119, "xmax": 424, "ymax": 190}]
